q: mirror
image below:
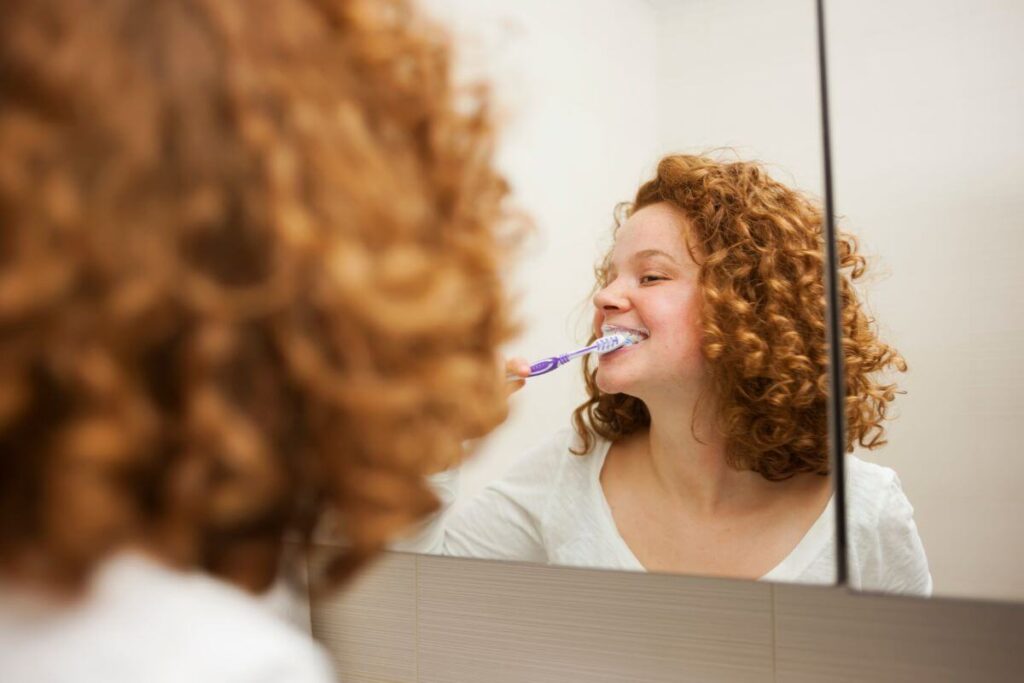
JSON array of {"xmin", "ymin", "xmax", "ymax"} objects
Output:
[
  {"xmin": 397, "ymin": 0, "xmax": 844, "ymax": 587},
  {"xmin": 827, "ymin": 0, "xmax": 1024, "ymax": 601}
]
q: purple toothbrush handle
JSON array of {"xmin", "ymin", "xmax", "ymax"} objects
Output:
[
  {"xmin": 507, "ymin": 337, "xmax": 621, "ymax": 382},
  {"xmin": 526, "ymin": 355, "xmax": 567, "ymax": 377}
]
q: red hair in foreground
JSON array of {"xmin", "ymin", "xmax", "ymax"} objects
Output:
[{"xmin": 0, "ymin": 0, "xmax": 519, "ymax": 592}]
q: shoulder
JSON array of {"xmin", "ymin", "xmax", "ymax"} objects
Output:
[
  {"xmin": 845, "ymin": 456, "xmax": 932, "ymax": 596},
  {"xmin": 846, "ymin": 455, "xmax": 921, "ymax": 539},
  {"xmin": 146, "ymin": 564, "xmax": 333, "ymax": 680},
  {"xmin": 505, "ymin": 425, "xmax": 599, "ymax": 479},
  {"xmin": 1, "ymin": 552, "xmax": 336, "ymax": 683},
  {"xmin": 845, "ymin": 455, "xmax": 902, "ymax": 525},
  {"xmin": 482, "ymin": 425, "xmax": 606, "ymax": 513},
  {"xmin": 540, "ymin": 425, "xmax": 593, "ymax": 457}
]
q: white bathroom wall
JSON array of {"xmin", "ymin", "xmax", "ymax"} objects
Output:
[
  {"xmin": 825, "ymin": 0, "xmax": 1024, "ymax": 601},
  {"xmin": 420, "ymin": 0, "xmax": 662, "ymax": 504},
  {"xmin": 654, "ymin": 0, "xmax": 824, "ymax": 197}
]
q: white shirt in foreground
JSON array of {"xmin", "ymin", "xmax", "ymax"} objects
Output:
[
  {"xmin": 402, "ymin": 427, "xmax": 932, "ymax": 596},
  {"xmin": 0, "ymin": 551, "xmax": 335, "ymax": 683}
]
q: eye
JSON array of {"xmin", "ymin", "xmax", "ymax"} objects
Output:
[{"xmin": 639, "ymin": 274, "xmax": 667, "ymax": 285}]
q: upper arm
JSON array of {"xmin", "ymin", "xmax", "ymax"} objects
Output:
[
  {"xmin": 429, "ymin": 432, "xmax": 570, "ymax": 563},
  {"xmin": 439, "ymin": 480, "xmax": 549, "ymax": 562},
  {"xmin": 388, "ymin": 465, "xmax": 549, "ymax": 561}
]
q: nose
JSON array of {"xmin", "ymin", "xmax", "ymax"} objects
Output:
[{"xmin": 593, "ymin": 278, "xmax": 630, "ymax": 314}]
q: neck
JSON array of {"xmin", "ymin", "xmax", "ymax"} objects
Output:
[{"xmin": 639, "ymin": 385, "xmax": 772, "ymax": 515}]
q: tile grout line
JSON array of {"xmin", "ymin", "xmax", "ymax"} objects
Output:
[
  {"xmin": 770, "ymin": 584, "xmax": 778, "ymax": 683},
  {"xmin": 414, "ymin": 554, "xmax": 421, "ymax": 683}
]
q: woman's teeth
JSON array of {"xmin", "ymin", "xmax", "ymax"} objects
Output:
[{"xmin": 602, "ymin": 326, "xmax": 649, "ymax": 345}]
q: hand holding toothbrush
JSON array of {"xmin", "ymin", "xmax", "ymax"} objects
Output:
[{"xmin": 505, "ymin": 357, "xmax": 531, "ymax": 395}]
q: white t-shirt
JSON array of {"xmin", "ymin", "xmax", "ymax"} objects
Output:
[
  {"xmin": 402, "ymin": 427, "xmax": 932, "ymax": 596},
  {"xmin": 0, "ymin": 551, "xmax": 335, "ymax": 683}
]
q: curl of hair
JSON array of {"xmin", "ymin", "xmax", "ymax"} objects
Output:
[
  {"xmin": 0, "ymin": 0, "xmax": 520, "ymax": 592},
  {"xmin": 571, "ymin": 154, "xmax": 906, "ymax": 480}
]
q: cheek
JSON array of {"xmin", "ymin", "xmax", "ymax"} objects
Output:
[
  {"xmin": 649, "ymin": 292, "xmax": 702, "ymax": 340},
  {"xmin": 647, "ymin": 297, "xmax": 705, "ymax": 368}
]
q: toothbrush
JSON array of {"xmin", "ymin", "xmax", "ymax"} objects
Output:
[{"xmin": 507, "ymin": 333, "xmax": 637, "ymax": 380}]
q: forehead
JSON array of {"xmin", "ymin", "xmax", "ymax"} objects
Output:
[{"xmin": 611, "ymin": 202, "xmax": 694, "ymax": 265}]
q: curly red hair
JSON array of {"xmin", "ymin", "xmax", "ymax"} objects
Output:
[
  {"xmin": 0, "ymin": 0, "xmax": 518, "ymax": 591},
  {"xmin": 572, "ymin": 154, "xmax": 905, "ymax": 480}
]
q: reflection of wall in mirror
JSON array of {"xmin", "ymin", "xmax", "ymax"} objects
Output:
[{"xmin": 828, "ymin": 0, "xmax": 1024, "ymax": 601}]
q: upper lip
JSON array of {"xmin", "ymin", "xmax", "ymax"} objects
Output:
[{"xmin": 601, "ymin": 324, "xmax": 649, "ymax": 340}]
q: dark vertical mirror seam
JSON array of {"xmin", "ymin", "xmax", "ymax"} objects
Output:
[{"xmin": 815, "ymin": 0, "xmax": 848, "ymax": 586}]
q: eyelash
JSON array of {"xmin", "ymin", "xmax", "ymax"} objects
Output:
[{"xmin": 599, "ymin": 274, "xmax": 668, "ymax": 287}]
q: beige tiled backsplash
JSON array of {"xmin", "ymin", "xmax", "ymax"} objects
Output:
[{"xmin": 312, "ymin": 550, "xmax": 1024, "ymax": 682}]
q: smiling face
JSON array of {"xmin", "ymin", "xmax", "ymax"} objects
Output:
[{"xmin": 592, "ymin": 202, "xmax": 707, "ymax": 401}]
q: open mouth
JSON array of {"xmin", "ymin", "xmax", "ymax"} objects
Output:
[{"xmin": 601, "ymin": 324, "xmax": 649, "ymax": 347}]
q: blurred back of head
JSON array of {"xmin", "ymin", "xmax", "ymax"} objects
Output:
[{"xmin": 0, "ymin": 0, "xmax": 516, "ymax": 592}]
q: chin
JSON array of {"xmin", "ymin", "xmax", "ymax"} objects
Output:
[{"xmin": 595, "ymin": 368, "xmax": 639, "ymax": 397}]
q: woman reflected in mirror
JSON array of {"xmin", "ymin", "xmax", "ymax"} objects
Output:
[{"xmin": 417, "ymin": 153, "xmax": 931, "ymax": 596}]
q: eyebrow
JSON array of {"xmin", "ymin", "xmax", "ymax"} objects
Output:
[
  {"xmin": 631, "ymin": 249, "xmax": 679, "ymax": 264},
  {"xmin": 604, "ymin": 248, "xmax": 681, "ymax": 280}
]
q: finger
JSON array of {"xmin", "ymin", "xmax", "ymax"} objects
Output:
[
  {"xmin": 505, "ymin": 376, "xmax": 526, "ymax": 396},
  {"xmin": 506, "ymin": 357, "xmax": 530, "ymax": 378}
]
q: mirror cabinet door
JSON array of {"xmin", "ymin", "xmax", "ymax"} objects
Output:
[
  {"xmin": 402, "ymin": 0, "xmax": 840, "ymax": 588},
  {"xmin": 826, "ymin": 0, "xmax": 1024, "ymax": 601}
]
